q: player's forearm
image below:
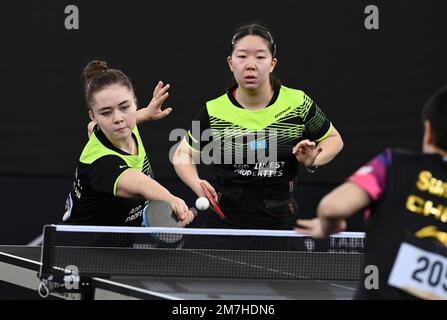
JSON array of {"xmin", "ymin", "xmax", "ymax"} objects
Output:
[
  {"xmin": 317, "ymin": 182, "xmax": 370, "ymax": 219},
  {"xmin": 138, "ymin": 178, "xmax": 176, "ymax": 203},
  {"xmin": 173, "ymin": 147, "xmax": 202, "ymax": 196},
  {"xmin": 314, "ymin": 130, "xmax": 343, "ymax": 166},
  {"xmin": 136, "ymin": 108, "xmax": 151, "ymax": 124},
  {"xmin": 317, "ymin": 190, "xmax": 351, "ymax": 237},
  {"xmin": 117, "ymin": 169, "xmax": 175, "ymax": 203}
]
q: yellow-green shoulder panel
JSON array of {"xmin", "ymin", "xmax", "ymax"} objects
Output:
[
  {"xmin": 206, "ymin": 86, "xmax": 307, "ymax": 130},
  {"xmin": 79, "ymin": 126, "xmax": 146, "ymax": 170}
]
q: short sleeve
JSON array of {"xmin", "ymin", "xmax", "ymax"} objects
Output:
[
  {"xmin": 88, "ymin": 155, "xmax": 131, "ymax": 196},
  {"xmin": 302, "ymin": 94, "xmax": 332, "ymax": 142},
  {"xmin": 348, "ymin": 148, "xmax": 393, "ymax": 202}
]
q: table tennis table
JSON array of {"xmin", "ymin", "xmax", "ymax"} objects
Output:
[{"xmin": 0, "ymin": 245, "xmax": 358, "ymax": 300}]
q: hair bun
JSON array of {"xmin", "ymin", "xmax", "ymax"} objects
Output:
[{"xmin": 83, "ymin": 60, "xmax": 108, "ymax": 86}]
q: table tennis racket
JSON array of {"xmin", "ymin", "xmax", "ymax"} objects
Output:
[
  {"xmin": 200, "ymin": 182, "xmax": 225, "ymax": 219},
  {"xmin": 143, "ymin": 200, "xmax": 197, "ymax": 243}
]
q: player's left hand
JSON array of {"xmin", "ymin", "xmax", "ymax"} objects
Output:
[
  {"xmin": 292, "ymin": 139, "xmax": 322, "ymax": 167},
  {"xmin": 143, "ymin": 81, "xmax": 172, "ymax": 121}
]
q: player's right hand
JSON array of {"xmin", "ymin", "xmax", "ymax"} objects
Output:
[{"xmin": 168, "ymin": 196, "xmax": 195, "ymax": 227}]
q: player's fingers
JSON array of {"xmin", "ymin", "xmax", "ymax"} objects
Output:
[
  {"xmin": 202, "ymin": 180, "xmax": 218, "ymax": 199},
  {"xmin": 177, "ymin": 202, "xmax": 190, "ymax": 220},
  {"xmin": 300, "ymin": 144, "xmax": 316, "ymax": 153},
  {"xmin": 153, "ymin": 81, "xmax": 163, "ymax": 96},
  {"xmin": 294, "ymin": 227, "xmax": 312, "ymax": 235},
  {"xmin": 292, "ymin": 141, "xmax": 304, "ymax": 154},
  {"xmin": 175, "ymin": 210, "xmax": 185, "ymax": 220},
  {"xmin": 187, "ymin": 209, "xmax": 195, "ymax": 223},
  {"xmin": 152, "ymin": 92, "xmax": 169, "ymax": 106},
  {"xmin": 293, "ymin": 140, "xmax": 315, "ymax": 154},
  {"xmin": 292, "ymin": 145, "xmax": 302, "ymax": 154},
  {"xmin": 156, "ymin": 83, "xmax": 170, "ymax": 97},
  {"xmin": 299, "ymin": 139, "xmax": 311, "ymax": 144},
  {"xmin": 296, "ymin": 219, "xmax": 314, "ymax": 228},
  {"xmin": 179, "ymin": 210, "xmax": 194, "ymax": 227},
  {"xmin": 335, "ymin": 220, "xmax": 347, "ymax": 233},
  {"xmin": 151, "ymin": 107, "xmax": 172, "ymax": 120}
]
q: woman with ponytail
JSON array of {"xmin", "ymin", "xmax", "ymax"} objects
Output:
[{"xmin": 63, "ymin": 60, "xmax": 195, "ymax": 226}]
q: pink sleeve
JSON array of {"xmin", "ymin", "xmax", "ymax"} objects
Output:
[{"xmin": 348, "ymin": 148, "xmax": 392, "ymax": 202}]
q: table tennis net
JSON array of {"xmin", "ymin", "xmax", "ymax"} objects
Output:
[{"xmin": 40, "ymin": 225, "xmax": 365, "ymax": 282}]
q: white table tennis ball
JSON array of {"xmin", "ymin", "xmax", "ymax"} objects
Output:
[{"xmin": 195, "ymin": 197, "xmax": 210, "ymax": 211}]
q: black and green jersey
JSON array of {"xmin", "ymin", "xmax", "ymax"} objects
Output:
[
  {"xmin": 64, "ymin": 125, "xmax": 154, "ymax": 226},
  {"xmin": 185, "ymin": 85, "xmax": 332, "ymax": 186}
]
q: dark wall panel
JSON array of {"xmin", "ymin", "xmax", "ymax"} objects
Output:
[{"xmin": 1, "ymin": 1, "xmax": 447, "ymax": 183}]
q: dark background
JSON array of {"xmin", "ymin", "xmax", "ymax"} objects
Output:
[{"xmin": 1, "ymin": 0, "xmax": 447, "ymax": 243}]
